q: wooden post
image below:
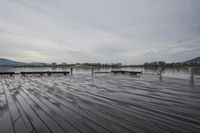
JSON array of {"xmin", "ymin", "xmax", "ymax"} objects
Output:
[
  {"xmin": 91, "ymin": 67, "xmax": 94, "ymax": 75},
  {"xmin": 159, "ymin": 67, "xmax": 163, "ymax": 82},
  {"xmin": 70, "ymin": 67, "xmax": 73, "ymax": 76},
  {"xmin": 48, "ymin": 72, "xmax": 51, "ymax": 76},
  {"xmin": 190, "ymin": 68, "xmax": 194, "ymax": 80},
  {"xmin": 189, "ymin": 67, "xmax": 194, "ymax": 86}
]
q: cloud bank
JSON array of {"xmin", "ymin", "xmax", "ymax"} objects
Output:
[{"xmin": 0, "ymin": 0, "xmax": 200, "ymax": 64}]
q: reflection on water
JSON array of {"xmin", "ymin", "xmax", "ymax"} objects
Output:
[{"xmin": 0, "ymin": 66, "xmax": 200, "ymax": 79}]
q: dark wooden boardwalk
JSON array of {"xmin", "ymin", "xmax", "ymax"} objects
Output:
[{"xmin": 0, "ymin": 74, "xmax": 200, "ymax": 133}]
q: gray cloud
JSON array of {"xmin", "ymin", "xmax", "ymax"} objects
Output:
[{"xmin": 0, "ymin": 0, "xmax": 200, "ymax": 64}]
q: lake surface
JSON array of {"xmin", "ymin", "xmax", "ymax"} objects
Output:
[{"xmin": 0, "ymin": 66, "xmax": 200, "ymax": 80}]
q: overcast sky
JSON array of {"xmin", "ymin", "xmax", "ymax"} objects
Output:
[{"xmin": 0, "ymin": 0, "xmax": 200, "ymax": 64}]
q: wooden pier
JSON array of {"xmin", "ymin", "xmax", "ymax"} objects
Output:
[
  {"xmin": 94, "ymin": 71, "xmax": 110, "ymax": 74},
  {"xmin": 0, "ymin": 72, "xmax": 15, "ymax": 76},
  {"xmin": 111, "ymin": 70, "xmax": 142, "ymax": 75},
  {"xmin": 0, "ymin": 75, "xmax": 200, "ymax": 133},
  {"xmin": 0, "ymin": 71, "xmax": 142, "ymax": 76},
  {"xmin": 21, "ymin": 71, "xmax": 70, "ymax": 76}
]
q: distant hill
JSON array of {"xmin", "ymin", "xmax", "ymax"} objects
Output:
[
  {"xmin": 185, "ymin": 56, "xmax": 200, "ymax": 63},
  {"xmin": 0, "ymin": 58, "xmax": 26, "ymax": 66},
  {"xmin": 0, "ymin": 58, "xmax": 49, "ymax": 66}
]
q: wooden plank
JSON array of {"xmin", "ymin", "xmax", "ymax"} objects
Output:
[
  {"xmin": 1, "ymin": 74, "xmax": 200, "ymax": 133},
  {"xmin": 17, "ymin": 78, "xmax": 84, "ymax": 133},
  {"xmin": 21, "ymin": 82, "xmax": 97, "ymax": 133},
  {"xmin": 28, "ymin": 77, "xmax": 149, "ymax": 132},
  {"xmin": 25, "ymin": 80, "xmax": 139, "ymax": 133},
  {"xmin": 30, "ymin": 79, "xmax": 153, "ymax": 132},
  {"xmin": 34, "ymin": 76, "xmax": 200, "ymax": 133},
  {"xmin": 18, "ymin": 89, "xmax": 66, "ymax": 133},
  {"xmin": 66, "ymin": 84, "xmax": 199, "ymax": 132},
  {"xmin": 20, "ymin": 85, "xmax": 80, "ymax": 133},
  {"xmin": 8, "ymin": 80, "xmax": 38, "ymax": 133},
  {"xmin": 42, "ymin": 85, "xmax": 154, "ymax": 133},
  {"xmin": 21, "ymin": 79, "xmax": 108, "ymax": 133},
  {"xmin": 14, "ymin": 90, "xmax": 51, "ymax": 133},
  {"xmin": 2, "ymin": 82, "xmax": 28, "ymax": 133},
  {"xmin": 0, "ymin": 82, "xmax": 14, "ymax": 133},
  {"xmin": 15, "ymin": 99, "xmax": 36, "ymax": 133}
]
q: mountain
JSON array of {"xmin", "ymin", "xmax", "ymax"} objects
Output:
[
  {"xmin": 185, "ymin": 56, "xmax": 200, "ymax": 63},
  {"xmin": 0, "ymin": 58, "xmax": 49, "ymax": 66},
  {"xmin": 0, "ymin": 58, "xmax": 26, "ymax": 66}
]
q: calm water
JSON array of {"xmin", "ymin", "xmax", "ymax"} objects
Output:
[{"xmin": 0, "ymin": 66, "xmax": 200, "ymax": 79}]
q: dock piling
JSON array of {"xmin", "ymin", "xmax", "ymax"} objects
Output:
[
  {"xmin": 158, "ymin": 67, "xmax": 163, "ymax": 82},
  {"xmin": 91, "ymin": 67, "xmax": 94, "ymax": 75},
  {"xmin": 189, "ymin": 67, "xmax": 194, "ymax": 86},
  {"xmin": 70, "ymin": 67, "xmax": 73, "ymax": 76}
]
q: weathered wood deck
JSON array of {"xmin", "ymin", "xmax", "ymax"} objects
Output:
[{"xmin": 0, "ymin": 74, "xmax": 200, "ymax": 133}]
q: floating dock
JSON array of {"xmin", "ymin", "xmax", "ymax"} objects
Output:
[
  {"xmin": 111, "ymin": 70, "xmax": 142, "ymax": 75},
  {"xmin": 94, "ymin": 71, "xmax": 110, "ymax": 74},
  {"xmin": 0, "ymin": 72, "xmax": 15, "ymax": 76},
  {"xmin": 21, "ymin": 71, "xmax": 69, "ymax": 76},
  {"xmin": 0, "ymin": 70, "xmax": 143, "ymax": 76}
]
